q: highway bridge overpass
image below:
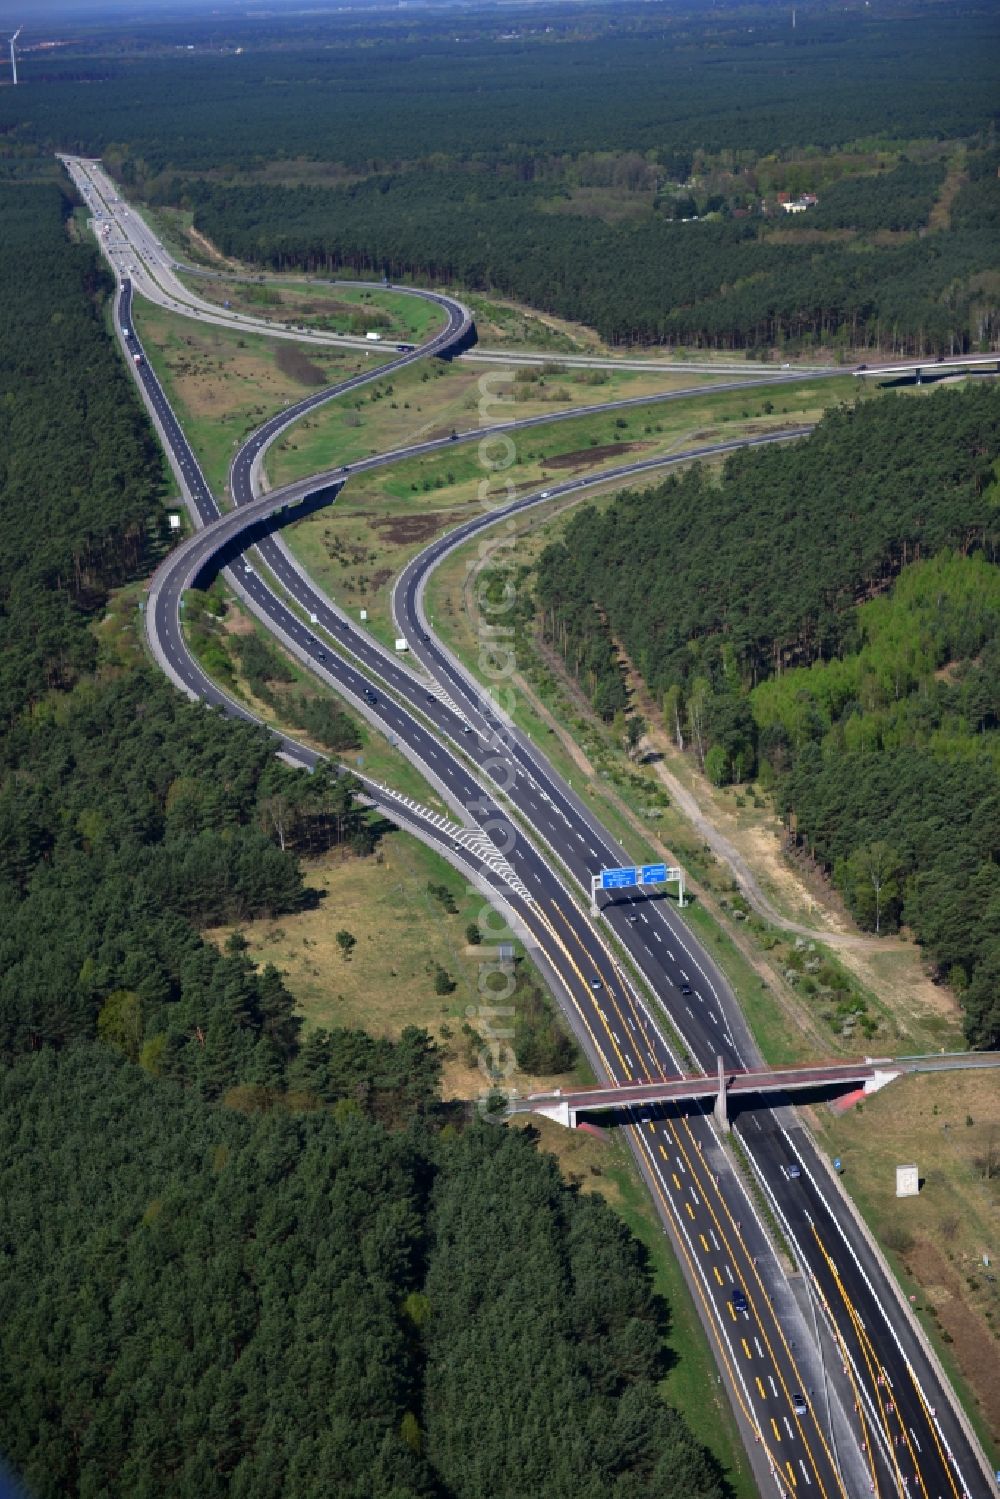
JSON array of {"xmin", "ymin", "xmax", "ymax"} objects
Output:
[
  {"xmin": 514, "ymin": 1050, "xmax": 1000, "ymax": 1130},
  {"xmin": 856, "ymin": 352, "xmax": 1000, "ymax": 380}
]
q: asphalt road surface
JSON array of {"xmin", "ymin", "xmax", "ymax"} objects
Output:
[{"xmin": 77, "ymin": 158, "xmax": 995, "ymax": 1499}]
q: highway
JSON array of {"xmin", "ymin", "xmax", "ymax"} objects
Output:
[
  {"xmin": 124, "ymin": 281, "xmax": 863, "ymax": 1498},
  {"xmin": 67, "ymin": 154, "xmax": 851, "ymax": 379},
  {"xmin": 72, "ymin": 158, "xmax": 996, "ymax": 1498}
]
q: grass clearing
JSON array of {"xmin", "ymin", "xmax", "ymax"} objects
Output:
[
  {"xmin": 266, "ymin": 355, "xmax": 817, "ymax": 493},
  {"xmin": 372, "ymin": 376, "xmax": 850, "ymax": 506},
  {"xmin": 265, "ymin": 359, "xmax": 726, "ymax": 487},
  {"xmin": 178, "ymin": 271, "xmax": 446, "ymax": 344},
  {"xmin": 514, "ymin": 1117, "xmax": 756, "ymax": 1498},
  {"xmin": 204, "ymin": 834, "xmax": 579, "ymax": 1104},
  {"xmin": 130, "ymin": 297, "xmax": 389, "ymax": 496},
  {"xmin": 810, "ymin": 1073, "xmax": 1000, "ymax": 1456}
]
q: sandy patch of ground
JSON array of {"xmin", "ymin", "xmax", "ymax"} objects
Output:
[{"xmin": 621, "ymin": 653, "xmax": 963, "ymax": 1048}]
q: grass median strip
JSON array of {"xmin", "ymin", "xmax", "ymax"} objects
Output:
[
  {"xmin": 131, "ymin": 297, "xmax": 389, "ymax": 496},
  {"xmin": 177, "ymin": 271, "xmax": 446, "ymax": 344}
]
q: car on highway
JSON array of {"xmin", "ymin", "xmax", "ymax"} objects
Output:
[
  {"xmin": 792, "ymin": 1392, "xmax": 808, "ymax": 1416},
  {"xmin": 786, "ymin": 1162, "xmax": 802, "ymax": 1180},
  {"xmin": 680, "ymin": 983, "xmax": 693, "ymax": 996},
  {"xmin": 626, "ymin": 912, "xmax": 639, "ymax": 923},
  {"xmin": 732, "ymin": 1288, "xmax": 748, "ymax": 1314},
  {"xmin": 590, "ymin": 978, "xmax": 603, "ymax": 991},
  {"xmin": 364, "ymin": 688, "xmax": 378, "ymax": 705}
]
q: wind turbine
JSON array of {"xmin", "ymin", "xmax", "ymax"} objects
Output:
[{"xmin": 9, "ymin": 26, "xmax": 22, "ymax": 86}]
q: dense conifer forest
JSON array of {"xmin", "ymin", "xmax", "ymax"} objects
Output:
[
  {"xmin": 168, "ymin": 160, "xmax": 998, "ymax": 353},
  {"xmin": 0, "ymin": 176, "xmax": 722, "ymax": 1499},
  {"xmin": 535, "ymin": 385, "xmax": 1000, "ymax": 1046},
  {"xmin": 2, "ymin": 3, "xmax": 997, "ymax": 352}
]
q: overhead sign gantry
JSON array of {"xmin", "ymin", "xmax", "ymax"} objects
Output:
[{"xmin": 590, "ymin": 861, "xmax": 686, "ymax": 914}]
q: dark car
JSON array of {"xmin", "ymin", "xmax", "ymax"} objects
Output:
[
  {"xmin": 732, "ymin": 1288, "xmax": 748, "ymax": 1314},
  {"xmin": 364, "ymin": 689, "xmax": 378, "ymax": 705},
  {"xmin": 680, "ymin": 983, "xmax": 693, "ymax": 996}
]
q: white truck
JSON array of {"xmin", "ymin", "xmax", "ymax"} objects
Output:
[{"xmin": 365, "ymin": 331, "xmax": 383, "ymax": 342}]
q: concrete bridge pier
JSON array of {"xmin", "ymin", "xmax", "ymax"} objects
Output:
[
  {"xmin": 713, "ymin": 1055, "xmax": 730, "ymax": 1133},
  {"xmin": 533, "ymin": 1096, "xmax": 576, "ymax": 1129}
]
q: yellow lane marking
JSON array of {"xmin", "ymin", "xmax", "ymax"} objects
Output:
[
  {"xmin": 772, "ymin": 1417, "xmax": 782, "ymax": 1442},
  {"xmin": 699, "ymin": 1233, "xmax": 710, "ymax": 1253},
  {"xmin": 627, "ymin": 1125, "xmax": 788, "ymax": 1484},
  {"xmin": 810, "ymin": 1228, "xmax": 907, "ymax": 1495},
  {"xmin": 786, "ymin": 1459, "xmax": 798, "ymax": 1489},
  {"xmin": 714, "ymin": 1265, "xmax": 724, "ymax": 1286},
  {"xmin": 536, "ymin": 902, "xmax": 816, "ymax": 1495},
  {"xmin": 548, "ymin": 901, "xmax": 638, "ymax": 1073},
  {"xmin": 674, "ymin": 1118, "xmax": 845, "ymax": 1499},
  {"xmin": 742, "ymin": 1337, "xmax": 752, "ymax": 1359},
  {"xmin": 756, "ymin": 1376, "xmax": 766, "ymax": 1399},
  {"xmin": 803, "ymin": 1251, "xmax": 880, "ymax": 1497},
  {"xmin": 810, "ymin": 1225, "xmax": 938, "ymax": 1499},
  {"xmin": 548, "ymin": 900, "xmax": 666, "ymax": 1087},
  {"xmin": 672, "ymin": 1172, "xmax": 682, "ymax": 1190},
  {"xmin": 530, "ymin": 903, "xmax": 622, "ymax": 1074}
]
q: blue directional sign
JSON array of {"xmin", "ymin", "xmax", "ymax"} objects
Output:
[
  {"xmin": 640, "ymin": 863, "xmax": 667, "ymax": 885},
  {"xmin": 600, "ymin": 867, "xmax": 638, "ymax": 891}
]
